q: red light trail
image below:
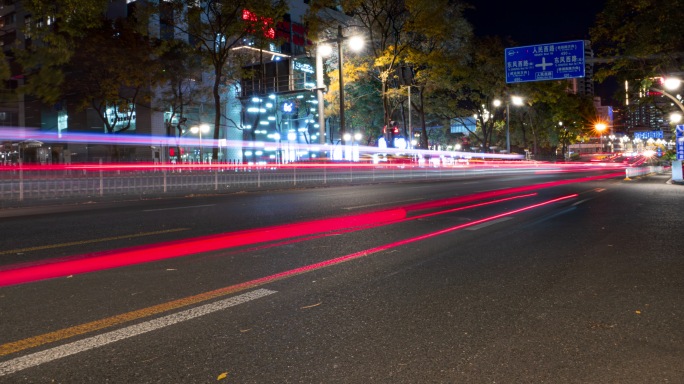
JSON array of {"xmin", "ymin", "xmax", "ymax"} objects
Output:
[{"xmin": 0, "ymin": 181, "xmax": 581, "ymax": 287}]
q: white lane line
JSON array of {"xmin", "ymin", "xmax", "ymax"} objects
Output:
[
  {"xmin": 571, "ymin": 197, "xmax": 595, "ymax": 206},
  {"xmin": 0, "ymin": 289, "xmax": 276, "ymax": 377},
  {"xmin": 342, "ymin": 198, "xmax": 424, "ymax": 210},
  {"xmin": 465, "ymin": 217, "xmax": 513, "ymax": 231},
  {"xmin": 143, "ymin": 204, "xmax": 216, "ymax": 212}
]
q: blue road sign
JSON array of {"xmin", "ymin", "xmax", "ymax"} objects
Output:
[
  {"xmin": 505, "ymin": 40, "xmax": 585, "ymax": 84},
  {"xmin": 676, "ymin": 125, "xmax": 684, "ymax": 161},
  {"xmin": 634, "ymin": 130, "xmax": 664, "ymax": 140}
]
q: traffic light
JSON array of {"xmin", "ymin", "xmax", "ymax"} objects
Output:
[
  {"xmin": 382, "ymin": 121, "xmax": 400, "ymax": 148},
  {"xmin": 389, "ymin": 122, "xmax": 399, "ymax": 147}
]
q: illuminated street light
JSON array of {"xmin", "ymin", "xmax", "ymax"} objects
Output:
[
  {"xmin": 494, "ymin": 96, "xmax": 524, "ymax": 153},
  {"xmin": 651, "ymin": 80, "xmax": 684, "ymax": 113},
  {"xmin": 315, "ymin": 26, "xmax": 364, "ymax": 150},
  {"xmin": 608, "ymin": 134, "xmax": 616, "ymax": 152},
  {"xmin": 190, "ymin": 123, "xmax": 210, "ymax": 162},
  {"xmin": 595, "ymin": 122, "xmax": 607, "ymax": 153},
  {"xmin": 663, "ymin": 77, "xmax": 682, "ymax": 91}
]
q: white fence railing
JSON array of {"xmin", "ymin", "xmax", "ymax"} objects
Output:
[{"xmin": 1, "ymin": 163, "xmax": 544, "ymax": 206}]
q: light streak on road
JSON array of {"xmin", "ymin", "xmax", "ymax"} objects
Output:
[
  {"xmin": 0, "ymin": 127, "xmax": 526, "ymax": 161},
  {"xmin": 0, "ymin": 194, "xmax": 577, "ymax": 366},
  {"xmin": 0, "ymin": 208, "xmax": 407, "ymax": 287},
  {"xmin": 0, "ymin": 193, "xmax": 541, "ymax": 287},
  {"xmin": 0, "ymin": 228, "xmax": 189, "ymax": 256},
  {"xmin": 0, "ymin": 173, "xmax": 619, "ymax": 287}
]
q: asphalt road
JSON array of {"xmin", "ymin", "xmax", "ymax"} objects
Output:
[{"xmin": 0, "ymin": 170, "xmax": 682, "ymax": 383}]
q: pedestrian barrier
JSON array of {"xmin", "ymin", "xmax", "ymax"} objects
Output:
[
  {"xmin": 0, "ymin": 161, "xmax": 615, "ymax": 206},
  {"xmin": 625, "ymin": 166, "xmax": 664, "ymax": 180}
]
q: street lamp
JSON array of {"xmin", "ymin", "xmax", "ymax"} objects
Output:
[
  {"xmin": 595, "ymin": 122, "xmax": 607, "ymax": 153},
  {"xmin": 316, "ymin": 25, "xmax": 364, "ymax": 148},
  {"xmin": 652, "ymin": 77, "xmax": 684, "ymax": 114},
  {"xmin": 190, "ymin": 123, "xmax": 210, "ymax": 163},
  {"xmin": 494, "ymin": 96, "xmax": 524, "ymax": 154},
  {"xmin": 655, "ymin": 77, "xmax": 684, "ymax": 181},
  {"xmin": 620, "ymin": 135, "xmax": 630, "ymax": 153}
]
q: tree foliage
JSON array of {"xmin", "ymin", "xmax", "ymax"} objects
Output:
[
  {"xmin": 401, "ymin": 0, "xmax": 471, "ymax": 148},
  {"xmin": 590, "ymin": 0, "xmax": 684, "ymax": 82},
  {"xmin": 17, "ymin": 0, "xmax": 111, "ymax": 104},
  {"xmin": 161, "ymin": 0, "xmax": 288, "ymax": 160},
  {"xmin": 64, "ymin": 17, "xmax": 162, "ymax": 134},
  {"xmin": 324, "ymin": 56, "xmax": 383, "ymax": 144},
  {"xmin": 340, "ymin": 0, "xmax": 412, "ymax": 132},
  {"xmin": 426, "ymin": 36, "xmax": 509, "ymax": 152},
  {"xmin": 516, "ymin": 80, "xmax": 597, "ymax": 157}
]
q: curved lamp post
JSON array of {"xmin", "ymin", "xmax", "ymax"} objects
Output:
[{"xmin": 653, "ymin": 77, "xmax": 684, "ymax": 181}]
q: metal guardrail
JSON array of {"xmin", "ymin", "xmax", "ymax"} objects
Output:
[{"xmin": 0, "ymin": 163, "xmax": 539, "ymax": 206}]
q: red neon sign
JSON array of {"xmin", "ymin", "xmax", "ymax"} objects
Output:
[{"xmin": 242, "ymin": 9, "xmax": 275, "ymax": 39}]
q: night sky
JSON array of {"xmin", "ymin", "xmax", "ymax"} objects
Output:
[
  {"xmin": 464, "ymin": 0, "xmax": 606, "ymax": 46},
  {"xmin": 464, "ymin": 0, "xmax": 617, "ymax": 103}
]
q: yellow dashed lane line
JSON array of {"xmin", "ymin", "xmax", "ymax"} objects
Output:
[
  {"xmin": 0, "ymin": 228, "xmax": 189, "ymax": 256},
  {"xmin": 0, "ymin": 286, "xmax": 250, "ymax": 356},
  {"xmin": 0, "ymin": 276, "xmax": 270, "ymax": 357}
]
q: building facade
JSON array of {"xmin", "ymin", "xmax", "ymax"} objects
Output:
[{"xmin": 0, "ymin": 0, "xmax": 340, "ymax": 164}]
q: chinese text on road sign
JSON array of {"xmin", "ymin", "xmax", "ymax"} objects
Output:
[{"xmin": 505, "ymin": 40, "xmax": 586, "ymax": 84}]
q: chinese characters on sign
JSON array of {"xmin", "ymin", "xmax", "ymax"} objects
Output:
[{"xmin": 505, "ymin": 40, "xmax": 585, "ymax": 84}]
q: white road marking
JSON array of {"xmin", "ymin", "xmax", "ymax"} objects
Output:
[
  {"xmin": 571, "ymin": 198, "xmax": 595, "ymax": 206},
  {"xmin": 143, "ymin": 204, "xmax": 216, "ymax": 212},
  {"xmin": 342, "ymin": 198, "xmax": 424, "ymax": 210},
  {"xmin": 465, "ymin": 217, "xmax": 513, "ymax": 230},
  {"xmin": 0, "ymin": 289, "xmax": 276, "ymax": 377}
]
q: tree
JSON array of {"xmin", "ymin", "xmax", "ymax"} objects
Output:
[
  {"xmin": 401, "ymin": 0, "xmax": 472, "ymax": 148},
  {"xmin": 0, "ymin": 26, "xmax": 15, "ymax": 103},
  {"xmin": 153, "ymin": 39, "xmax": 208, "ymax": 161},
  {"xmin": 0, "ymin": 50, "xmax": 10, "ymax": 83},
  {"xmin": 429, "ymin": 36, "xmax": 509, "ymax": 152},
  {"xmin": 324, "ymin": 59, "xmax": 384, "ymax": 144},
  {"xmin": 590, "ymin": 0, "xmax": 684, "ymax": 83},
  {"xmin": 516, "ymin": 80, "xmax": 596, "ymax": 158},
  {"xmin": 63, "ymin": 17, "xmax": 162, "ymax": 137},
  {"xmin": 340, "ymin": 0, "xmax": 412, "ymax": 135},
  {"xmin": 162, "ymin": 0, "xmax": 288, "ymax": 161},
  {"xmin": 16, "ymin": 0, "xmax": 112, "ymax": 105}
]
